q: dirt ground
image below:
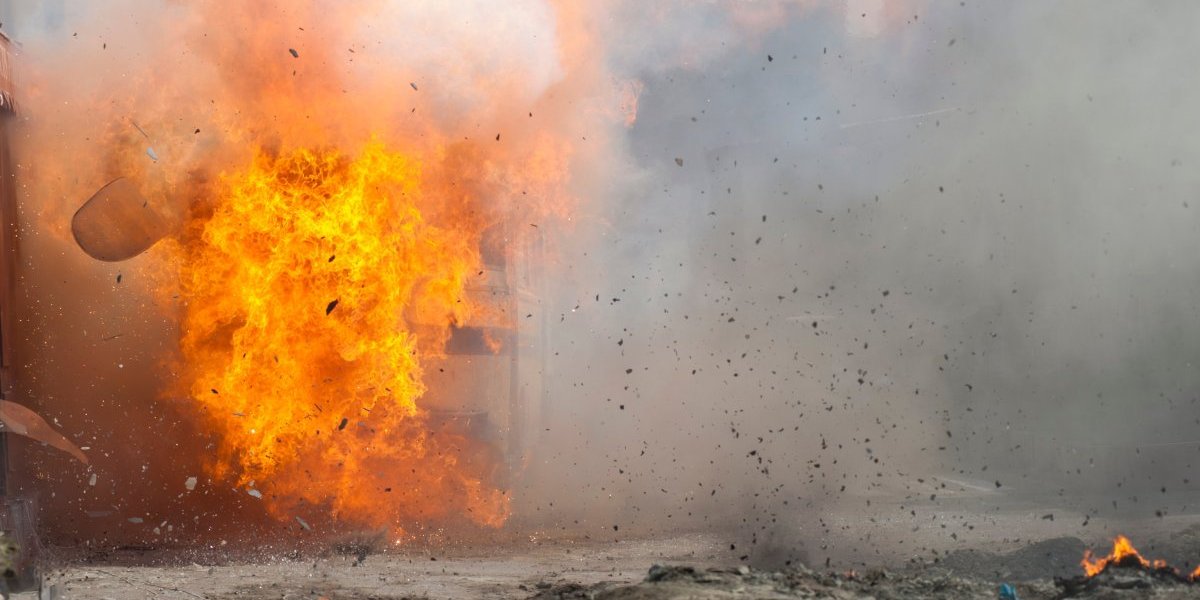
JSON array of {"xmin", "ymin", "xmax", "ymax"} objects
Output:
[
  {"xmin": 23, "ymin": 483, "xmax": 1200, "ymax": 599},
  {"xmin": 32, "ymin": 534, "xmax": 723, "ymax": 599},
  {"xmin": 26, "ymin": 531, "xmax": 1200, "ymax": 600}
]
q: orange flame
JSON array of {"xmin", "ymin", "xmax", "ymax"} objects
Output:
[
  {"xmin": 13, "ymin": 0, "xmax": 649, "ymax": 541},
  {"xmin": 1082, "ymin": 535, "xmax": 1148, "ymax": 576},
  {"xmin": 1082, "ymin": 535, "xmax": 1180, "ymax": 578},
  {"xmin": 165, "ymin": 142, "xmax": 509, "ymax": 532}
]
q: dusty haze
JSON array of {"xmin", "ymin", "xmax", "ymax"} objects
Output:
[{"xmin": 1, "ymin": 0, "xmax": 1198, "ymax": 567}]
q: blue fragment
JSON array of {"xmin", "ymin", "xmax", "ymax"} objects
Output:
[
  {"xmin": 998, "ymin": 583, "xmax": 1018, "ymax": 600},
  {"xmin": 146, "ymin": 147, "xmax": 159, "ymax": 162}
]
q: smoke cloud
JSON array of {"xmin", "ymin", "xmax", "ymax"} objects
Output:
[
  {"xmin": 519, "ymin": 0, "xmax": 1200, "ymax": 566},
  {"xmin": 3, "ymin": 0, "xmax": 1199, "ymax": 566}
]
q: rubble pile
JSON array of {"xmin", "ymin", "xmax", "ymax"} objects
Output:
[
  {"xmin": 1055, "ymin": 566, "xmax": 1195, "ymax": 600},
  {"xmin": 528, "ymin": 561, "xmax": 1200, "ymax": 600},
  {"xmin": 937, "ymin": 537, "xmax": 1087, "ymax": 582},
  {"xmin": 530, "ymin": 564, "xmax": 1022, "ymax": 600}
]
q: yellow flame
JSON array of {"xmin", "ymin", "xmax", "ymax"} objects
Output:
[
  {"xmin": 167, "ymin": 141, "xmax": 509, "ymax": 531},
  {"xmin": 1082, "ymin": 535, "xmax": 1151, "ymax": 577}
]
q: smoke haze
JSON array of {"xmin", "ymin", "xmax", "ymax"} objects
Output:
[{"xmin": 3, "ymin": 0, "xmax": 1200, "ymax": 565}]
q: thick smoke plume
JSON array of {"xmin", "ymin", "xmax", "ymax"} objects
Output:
[
  {"xmin": 2, "ymin": 0, "xmax": 1198, "ymax": 567},
  {"xmin": 518, "ymin": 0, "xmax": 1200, "ymax": 567}
]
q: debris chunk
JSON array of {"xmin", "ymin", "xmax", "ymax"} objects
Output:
[
  {"xmin": 288, "ymin": 48, "xmax": 299, "ymax": 58},
  {"xmin": 72, "ymin": 177, "xmax": 169, "ymax": 262},
  {"xmin": 185, "ymin": 476, "xmax": 197, "ymax": 491},
  {"xmin": 0, "ymin": 400, "xmax": 89, "ymax": 464},
  {"xmin": 326, "ymin": 299, "xmax": 339, "ymax": 315}
]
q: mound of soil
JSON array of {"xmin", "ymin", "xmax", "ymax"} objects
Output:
[
  {"xmin": 528, "ymin": 561, "xmax": 1200, "ymax": 600},
  {"xmin": 938, "ymin": 536, "xmax": 1087, "ymax": 581},
  {"xmin": 529, "ymin": 564, "xmax": 1016, "ymax": 600}
]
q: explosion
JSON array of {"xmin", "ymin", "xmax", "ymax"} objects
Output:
[
  {"xmin": 12, "ymin": 0, "xmax": 621, "ymax": 543},
  {"xmin": 168, "ymin": 142, "xmax": 508, "ymax": 532}
]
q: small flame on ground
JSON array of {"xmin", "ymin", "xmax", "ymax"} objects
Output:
[{"xmin": 1082, "ymin": 535, "xmax": 1191, "ymax": 579}]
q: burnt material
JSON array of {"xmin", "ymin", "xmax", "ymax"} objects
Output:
[{"xmin": 1055, "ymin": 562, "xmax": 1195, "ymax": 599}]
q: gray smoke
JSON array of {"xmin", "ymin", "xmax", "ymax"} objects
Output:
[
  {"xmin": 518, "ymin": 0, "xmax": 1200, "ymax": 566},
  {"xmin": 6, "ymin": 0, "xmax": 1200, "ymax": 565}
]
